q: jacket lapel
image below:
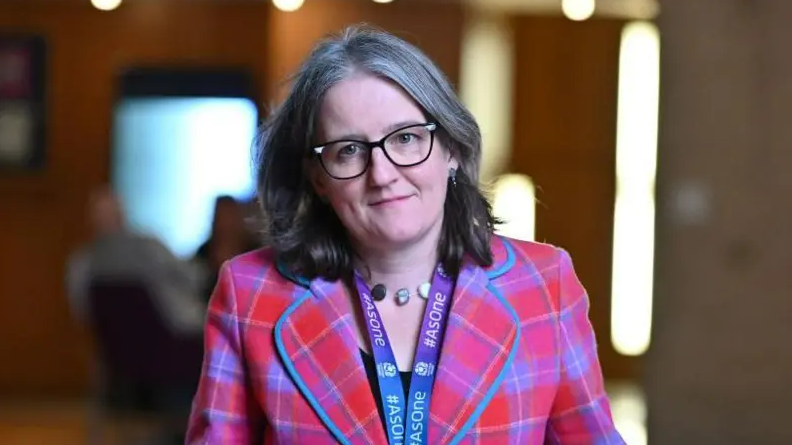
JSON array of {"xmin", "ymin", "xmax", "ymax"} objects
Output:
[
  {"xmin": 273, "ymin": 238, "xmax": 519, "ymax": 445},
  {"xmin": 274, "ymin": 274, "xmax": 387, "ymax": 445},
  {"xmin": 429, "ymin": 241, "xmax": 521, "ymax": 445}
]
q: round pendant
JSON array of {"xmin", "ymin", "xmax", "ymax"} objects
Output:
[
  {"xmin": 395, "ymin": 288, "xmax": 410, "ymax": 306},
  {"xmin": 371, "ymin": 284, "xmax": 387, "ymax": 301},
  {"xmin": 418, "ymin": 282, "xmax": 431, "ymax": 299}
]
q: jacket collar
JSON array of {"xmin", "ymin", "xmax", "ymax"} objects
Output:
[{"xmin": 274, "ymin": 237, "xmax": 520, "ymax": 445}]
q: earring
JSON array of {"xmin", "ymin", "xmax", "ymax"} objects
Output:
[{"xmin": 448, "ymin": 168, "xmax": 457, "ymax": 187}]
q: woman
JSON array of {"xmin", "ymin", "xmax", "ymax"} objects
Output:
[{"xmin": 187, "ymin": 26, "xmax": 624, "ymax": 445}]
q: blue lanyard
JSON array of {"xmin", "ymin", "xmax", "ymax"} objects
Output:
[{"xmin": 353, "ymin": 266, "xmax": 454, "ymax": 445}]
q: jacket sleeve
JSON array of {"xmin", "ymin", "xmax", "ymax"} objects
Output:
[
  {"xmin": 545, "ymin": 248, "xmax": 625, "ymax": 445},
  {"xmin": 186, "ymin": 261, "xmax": 263, "ymax": 444}
]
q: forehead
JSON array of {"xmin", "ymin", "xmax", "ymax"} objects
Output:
[{"xmin": 318, "ymin": 72, "xmax": 424, "ymax": 140}]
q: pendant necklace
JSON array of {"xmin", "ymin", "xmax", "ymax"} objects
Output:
[{"xmin": 371, "ymin": 281, "xmax": 431, "ymax": 306}]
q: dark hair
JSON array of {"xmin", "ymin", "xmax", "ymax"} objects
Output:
[
  {"xmin": 214, "ymin": 195, "xmax": 237, "ymax": 207},
  {"xmin": 255, "ymin": 25, "xmax": 500, "ymax": 281}
]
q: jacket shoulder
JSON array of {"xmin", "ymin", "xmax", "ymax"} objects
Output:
[
  {"xmin": 492, "ymin": 235, "xmax": 563, "ymax": 273},
  {"xmin": 214, "ymin": 247, "xmax": 303, "ymax": 323},
  {"xmin": 491, "ymin": 235, "xmax": 568, "ymax": 310}
]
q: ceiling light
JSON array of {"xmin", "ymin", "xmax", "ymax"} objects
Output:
[
  {"xmin": 562, "ymin": 0, "xmax": 595, "ymax": 21},
  {"xmin": 91, "ymin": 0, "xmax": 122, "ymax": 11},
  {"xmin": 273, "ymin": 0, "xmax": 305, "ymax": 12}
]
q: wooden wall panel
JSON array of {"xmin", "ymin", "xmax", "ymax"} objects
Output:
[
  {"xmin": 0, "ymin": 0, "xmax": 464, "ymax": 396},
  {"xmin": 510, "ymin": 15, "xmax": 635, "ymax": 380},
  {"xmin": 265, "ymin": 0, "xmax": 464, "ymax": 101}
]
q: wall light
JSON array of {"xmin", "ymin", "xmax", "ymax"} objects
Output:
[
  {"xmin": 610, "ymin": 21, "xmax": 660, "ymax": 357},
  {"xmin": 91, "ymin": 0, "xmax": 122, "ymax": 11},
  {"xmin": 492, "ymin": 174, "xmax": 536, "ymax": 242},
  {"xmin": 273, "ymin": 0, "xmax": 305, "ymax": 12},
  {"xmin": 372, "ymin": 0, "xmax": 395, "ymax": 3},
  {"xmin": 562, "ymin": 0, "xmax": 595, "ymax": 21},
  {"xmin": 459, "ymin": 13, "xmax": 514, "ymax": 183},
  {"xmin": 608, "ymin": 382, "xmax": 648, "ymax": 445}
]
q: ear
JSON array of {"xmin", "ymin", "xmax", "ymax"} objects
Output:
[{"xmin": 448, "ymin": 155, "xmax": 459, "ymax": 171}]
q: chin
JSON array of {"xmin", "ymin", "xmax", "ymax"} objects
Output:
[
  {"xmin": 348, "ymin": 208, "xmax": 444, "ymax": 250},
  {"xmin": 373, "ymin": 221, "xmax": 437, "ymax": 248},
  {"xmin": 378, "ymin": 227, "xmax": 420, "ymax": 243}
]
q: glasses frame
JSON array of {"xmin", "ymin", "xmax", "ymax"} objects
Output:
[{"xmin": 311, "ymin": 122, "xmax": 438, "ymax": 180}]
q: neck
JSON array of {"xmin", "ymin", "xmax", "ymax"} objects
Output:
[{"xmin": 353, "ymin": 225, "xmax": 442, "ymax": 292}]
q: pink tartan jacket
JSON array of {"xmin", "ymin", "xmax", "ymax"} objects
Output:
[{"xmin": 186, "ymin": 235, "xmax": 625, "ymax": 444}]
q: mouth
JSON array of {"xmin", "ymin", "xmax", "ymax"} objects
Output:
[{"xmin": 369, "ymin": 195, "xmax": 413, "ymax": 207}]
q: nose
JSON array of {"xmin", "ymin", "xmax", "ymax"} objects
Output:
[{"xmin": 367, "ymin": 147, "xmax": 399, "ymax": 187}]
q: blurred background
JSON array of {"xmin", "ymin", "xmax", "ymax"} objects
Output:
[{"xmin": 1, "ymin": 0, "xmax": 791, "ymax": 444}]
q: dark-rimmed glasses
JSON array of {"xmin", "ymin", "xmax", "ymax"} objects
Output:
[{"xmin": 311, "ymin": 122, "xmax": 438, "ymax": 180}]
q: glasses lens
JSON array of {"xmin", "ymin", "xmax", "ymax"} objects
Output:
[
  {"xmin": 383, "ymin": 125, "xmax": 433, "ymax": 166},
  {"xmin": 320, "ymin": 141, "xmax": 369, "ymax": 178}
]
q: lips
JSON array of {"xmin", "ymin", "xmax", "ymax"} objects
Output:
[{"xmin": 369, "ymin": 195, "xmax": 412, "ymax": 206}]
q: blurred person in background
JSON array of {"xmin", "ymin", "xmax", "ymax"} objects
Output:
[
  {"xmin": 187, "ymin": 26, "xmax": 624, "ymax": 444},
  {"xmin": 66, "ymin": 186, "xmax": 207, "ymax": 444},
  {"xmin": 66, "ymin": 185, "xmax": 205, "ymax": 335},
  {"xmin": 193, "ymin": 195, "xmax": 259, "ymax": 300}
]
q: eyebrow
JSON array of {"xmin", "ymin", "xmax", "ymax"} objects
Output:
[{"xmin": 326, "ymin": 120, "xmax": 425, "ymax": 142}]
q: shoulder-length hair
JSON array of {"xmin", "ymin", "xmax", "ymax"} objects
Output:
[{"xmin": 255, "ymin": 25, "xmax": 499, "ymax": 280}]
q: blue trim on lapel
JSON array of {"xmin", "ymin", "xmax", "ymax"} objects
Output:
[
  {"xmin": 448, "ymin": 237, "xmax": 519, "ymax": 445},
  {"xmin": 276, "ymin": 259, "xmax": 311, "ymax": 288},
  {"xmin": 486, "ymin": 237, "xmax": 516, "ymax": 280},
  {"xmin": 273, "ymin": 290, "xmax": 353, "ymax": 445},
  {"xmin": 448, "ymin": 282, "xmax": 522, "ymax": 445}
]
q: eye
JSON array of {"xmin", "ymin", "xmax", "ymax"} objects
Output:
[
  {"xmin": 395, "ymin": 133, "xmax": 415, "ymax": 144},
  {"xmin": 338, "ymin": 144, "xmax": 363, "ymax": 156}
]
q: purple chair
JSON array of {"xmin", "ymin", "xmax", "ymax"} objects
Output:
[{"xmin": 87, "ymin": 280, "xmax": 204, "ymax": 444}]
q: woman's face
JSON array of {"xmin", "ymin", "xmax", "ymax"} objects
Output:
[{"xmin": 311, "ymin": 72, "xmax": 456, "ymax": 251}]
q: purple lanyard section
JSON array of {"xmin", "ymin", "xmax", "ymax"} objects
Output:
[{"xmin": 354, "ymin": 266, "xmax": 454, "ymax": 445}]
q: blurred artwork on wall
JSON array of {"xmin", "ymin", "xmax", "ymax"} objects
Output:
[{"xmin": 0, "ymin": 34, "xmax": 46, "ymax": 172}]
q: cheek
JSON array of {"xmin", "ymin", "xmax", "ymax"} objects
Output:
[
  {"xmin": 429, "ymin": 179, "xmax": 449, "ymax": 204},
  {"xmin": 413, "ymin": 157, "xmax": 450, "ymax": 196},
  {"xmin": 323, "ymin": 181, "xmax": 364, "ymax": 214}
]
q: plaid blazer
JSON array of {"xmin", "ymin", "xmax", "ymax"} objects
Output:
[{"xmin": 186, "ymin": 236, "xmax": 625, "ymax": 444}]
